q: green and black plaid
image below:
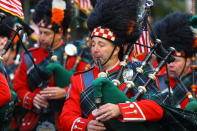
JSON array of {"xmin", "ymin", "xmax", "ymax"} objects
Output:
[
  {"xmin": 25, "ymin": 45, "xmax": 65, "ymax": 91},
  {"xmin": 80, "ymin": 70, "xmax": 119, "ymax": 118},
  {"xmin": 80, "ymin": 61, "xmax": 161, "ymax": 118},
  {"xmin": 159, "ymin": 72, "xmax": 197, "ymax": 107}
]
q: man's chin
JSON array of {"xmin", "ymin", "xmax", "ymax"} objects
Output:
[
  {"xmin": 40, "ymin": 43, "xmax": 50, "ymax": 49},
  {"xmin": 168, "ymin": 74, "xmax": 176, "ymax": 79}
]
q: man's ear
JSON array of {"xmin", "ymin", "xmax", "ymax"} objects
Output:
[
  {"xmin": 114, "ymin": 46, "xmax": 120, "ymax": 56},
  {"xmin": 186, "ymin": 58, "xmax": 191, "ymax": 67},
  {"xmin": 56, "ymin": 30, "xmax": 63, "ymax": 39}
]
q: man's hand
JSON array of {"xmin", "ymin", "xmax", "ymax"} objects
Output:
[
  {"xmin": 94, "ymin": 103, "xmax": 121, "ymax": 122},
  {"xmin": 40, "ymin": 86, "xmax": 66, "ymax": 99},
  {"xmin": 86, "ymin": 120, "xmax": 106, "ymax": 131},
  {"xmin": 33, "ymin": 94, "xmax": 48, "ymax": 109}
]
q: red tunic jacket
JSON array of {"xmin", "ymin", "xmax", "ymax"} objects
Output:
[
  {"xmin": 0, "ymin": 72, "xmax": 11, "ymax": 106},
  {"xmin": 13, "ymin": 46, "xmax": 90, "ymax": 110},
  {"xmin": 59, "ymin": 64, "xmax": 164, "ymax": 131}
]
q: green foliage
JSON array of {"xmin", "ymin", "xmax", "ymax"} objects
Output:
[{"xmin": 152, "ymin": 0, "xmax": 187, "ymax": 22}]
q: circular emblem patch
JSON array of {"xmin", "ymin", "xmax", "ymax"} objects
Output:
[{"xmin": 122, "ymin": 68, "xmax": 133, "ymax": 82}]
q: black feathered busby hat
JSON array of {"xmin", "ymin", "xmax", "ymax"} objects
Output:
[
  {"xmin": 87, "ymin": 0, "xmax": 139, "ymax": 47},
  {"xmin": 0, "ymin": 16, "xmax": 14, "ymax": 38},
  {"xmin": 32, "ymin": 0, "xmax": 71, "ymax": 34},
  {"xmin": 90, "ymin": 0, "xmax": 97, "ymax": 7},
  {"xmin": 153, "ymin": 12, "xmax": 194, "ymax": 58}
]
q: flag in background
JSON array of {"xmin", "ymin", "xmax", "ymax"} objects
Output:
[
  {"xmin": 0, "ymin": 0, "xmax": 24, "ymax": 19},
  {"xmin": 73, "ymin": 0, "xmax": 93, "ymax": 15},
  {"xmin": 133, "ymin": 23, "xmax": 153, "ymax": 57}
]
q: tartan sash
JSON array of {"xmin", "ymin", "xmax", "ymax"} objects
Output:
[
  {"xmin": 25, "ymin": 46, "xmax": 65, "ymax": 91},
  {"xmin": 80, "ymin": 69, "xmax": 119, "ymax": 118},
  {"xmin": 5, "ymin": 64, "xmax": 17, "ymax": 77},
  {"xmin": 80, "ymin": 85, "xmax": 96, "ymax": 118}
]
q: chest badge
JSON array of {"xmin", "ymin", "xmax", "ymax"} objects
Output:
[{"xmin": 123, "ymin": 68, "xmax": 133, "ymax": 82}]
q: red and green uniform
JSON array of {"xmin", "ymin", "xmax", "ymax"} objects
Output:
[
  {"xmin": 0, "ymin": 64, "xmax": 11, "ymax": 106},
  {"xmin": 0, "ymin": 61, "xmax": 17, "ymax": 130},
  {"xmin": 13, "ymin": 42, "xmax": 91, "ymax": 130},
  {"xmin": 59, "ymin": 61, "xmax": 164, "ymax": 131}
]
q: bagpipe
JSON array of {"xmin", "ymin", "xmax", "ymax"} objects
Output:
[
  {"xmin": 18, "ymin": 61, "xmax": 73, "ymax": 130},
  {"xmin": 18, "ymin": 45, "xmax": 75, "ymax": 130},
  {"xmin": 0, "ymin": 14, "xmax": 76, "ymax": 114},
  {"xmin": 44, "ymin": 40, "xmax": 93, "ymax": 91},
  {"xmin": 92, "ymin": 0, "xmax": 197, "ymax": 130},
  {"xmin": 94, "ymin": 0, "xmax": 158, "ymax": 108},
  {"xmin": 21, "ymin": 40, "xmax": 93, "ymax": 130},
  {"xmin": 93, "ymin": 44, "xmax": 177, "ymax": 131},
  {"xmin": 25, "ymin": 46, "xmax": 76, "ymax": 114}
]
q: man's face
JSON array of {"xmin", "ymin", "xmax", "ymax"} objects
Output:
[
  {"xmin": 0, "ymin": 37, "xmax": 8, "ymax": 50},
  {"xmin": 90, "ymin": 37, "xmax": 118, "ymax": 65},
  {"xmin": 0, "ymin": 36, "xmax": 16, "ymax": 65},
  {"xmin": 38, "ymin": 27, "xmax": 62, "ymax": 50},
  {"xmin": 167, "ymin": 56, "xmax": 190, "ymax": 78}
]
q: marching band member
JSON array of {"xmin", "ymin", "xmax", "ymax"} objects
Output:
[
  {"xmin": 0, "ymin": 16, "xmax": 19, "ymax": 86},
  {"xmin": 60, "ymin": 0, "xmax": 166, "ymax": 130},
  {"xmin": 13, "ymin": 0, "xmax": 91, "ymax": 130},
  {"xmin": 154, "ymin": 12, "xmax": 197, "ymax": 109},
  {"xmin": 0, "ymin": 15, "xmax": 18, "ymax": 130},
  {"xmin": 0, "ymin": 58, "xmax": 12, "ymax": 130}
]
